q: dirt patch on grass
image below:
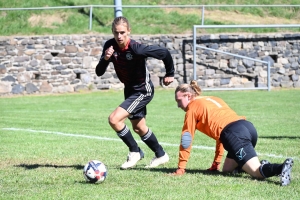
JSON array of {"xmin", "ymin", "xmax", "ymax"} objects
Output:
[
  {"xmin": 28, "ymin": 13, "xmax": 68, "ymax": 28},
  {"xmin": 205, "ymin": 10, "xmax": 299, "ymax": 24},
  {"xmin": 165, "ymin": 8, "xmax": 299, "ymax": 24},
  {"xmin": 0, "ymin": 11, "xmax": 7, "ymax": 17}
]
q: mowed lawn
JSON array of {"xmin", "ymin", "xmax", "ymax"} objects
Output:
[{"xmin": 0, "ymin": 89, "xmax": 299, "ymax": 199}]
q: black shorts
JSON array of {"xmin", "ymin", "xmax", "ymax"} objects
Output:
[
  {"xmin": 220, "ymin": 120, "xmax": 258, "ymax": 167},
  {"xmin": 119, "ymin": 81, "xmax": 154, "ymax": 120}
]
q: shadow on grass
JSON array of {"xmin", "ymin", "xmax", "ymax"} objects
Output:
[
  {"xmin": 53, "ymin": 0, "xmax": 105, "ymax": 26},
  {"xmin": 132, "ymin": 166, "xmax": 280, "ymax": 186},
  {"xmin": 15, "ymin": 163, "xmax": 83, "ymax": 170},
  {"xmin": 259, "ymin": 136, "xmax": 300, "ymax": 140}
]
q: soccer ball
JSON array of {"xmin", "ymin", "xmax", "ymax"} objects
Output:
[{"xmin": 83, "ymin": 160, "xmax": 107, "ymax": 183}]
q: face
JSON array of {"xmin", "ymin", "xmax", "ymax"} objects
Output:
[
  {"xmin": 175, "ymin": 91, "xmax": 191, "ymax": 112},
  {"xmin": 112, "ymin": 23, "xmax": 130, "ymax": 49}
]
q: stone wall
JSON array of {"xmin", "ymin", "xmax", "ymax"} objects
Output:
[{"xmin": 0, "ymin": 33, "xmax": 300, "ymax": 96}]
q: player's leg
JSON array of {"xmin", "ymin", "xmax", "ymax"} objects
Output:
[
  {"xmin": 130, "ymin": 117, "xmax": 148, "ymax": 136},
  {"xmin": 108, "ymin": 106, "xmax": 143, "ymax": 169},
  {"xmin": 237, "ymin": 121, "xmax": 270, "ymax": 179},
  {"xmin": 220, "ymin": 120, "xmax": 248, "ymax": 173},
  {"xmin": 108, "ymin": 106, "xmax": 129, "ymax": 131},
  {"xmin": 235, "ymin": 143, "xmax": 292, "ymax": 182},
  {"xmin": 124, "ymin": 82, "xmax": 169, "ymax": 168},
  {"xmin": 222, "ymin": 120, "xmax": 294, "ymax": 185},
  {"xmin": 220, "ymin": 120, "xmax": 259, "ymax": 175},
  {"xmin": 241, "ymin": 156, "xmax": 263, "ymax": 178},
  {"xmin": 259, "ymin": 158, "xmax": 294, "ymax": 186},
  {"xmin": 222, "ymin": 157, "xmax": 238, "ymax": 173},
  {"xmin": 130, "ymin": 117, "xmax": 169, "ymax": 168},
  {"xmin": 222, "ymin": 154, "xmax": 270, "ymax": 177},
  {"xmin": 242, "ymin": 156, "xmax": 294, "ymax": 186}
]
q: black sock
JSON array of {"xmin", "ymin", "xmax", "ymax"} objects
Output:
[
  {"xmin": 141, "ymin": 129, "xmax": 164, "ymax": 158},
  {"xmin": 117, "ymin": 125, "xmax": 139, "ymax": 152},
  {"xmin": 260, "ymin": 163, "xmax": 283, "ymax": 178}
]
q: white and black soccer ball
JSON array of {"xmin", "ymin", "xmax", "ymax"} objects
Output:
[{"xmin": 83, "ymin": 160, "xmax": 107, "ymax": 183}]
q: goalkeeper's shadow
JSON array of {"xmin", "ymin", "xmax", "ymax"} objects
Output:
[
  {"xmin": 133, "ymin": 167, "xmax": 279, "ymax": 185},
  {"xmin": 135, "ymin": 167, "xmax": 226, "ymax": 176}
]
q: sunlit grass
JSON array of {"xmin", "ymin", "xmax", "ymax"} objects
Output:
[
  {"xmin": 0, "ymin": 89, "xmax": 299, "ymax": 199},
  {"xmin": 0, "ymin": 0, "xmax": 299, "ymax": 35}
]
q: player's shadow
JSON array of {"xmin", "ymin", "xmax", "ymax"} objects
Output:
[
  {"xmin": 134, "ymin": 167, "xmax": 226, "ymax": 176},
  {"xmin": 15, "ymin": 163, "xmax": 83, "ymax": 170},
  {"xmin": 133, "ymin": 167, "xmax": 279, "ymax": 185}
]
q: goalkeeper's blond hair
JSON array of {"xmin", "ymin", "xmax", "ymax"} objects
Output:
[{"xmin": 175, "ymin": 80, "xmax": 201, "ymax": 98}]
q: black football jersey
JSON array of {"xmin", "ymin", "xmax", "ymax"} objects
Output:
[{"xmin": 96, "ymin": 39, "xmax": 174, "ymax": 88}]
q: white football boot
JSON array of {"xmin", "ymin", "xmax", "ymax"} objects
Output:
[
  {"xmin": 145, "ymin": 153, "xmax": 169, "ymax": 168},
  {"xmin": 280, "ymin": 158, "xmax": 294, "ymax": 186},
  {"xmin": 120, "ymin": 149, "xmax": 144, "ymax": 169}
]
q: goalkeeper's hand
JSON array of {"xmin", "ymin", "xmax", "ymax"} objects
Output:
[
  {"xmin": 169, "ymin": 168, "xmax": 185, "ymax": 176},
  {"xmin": 207, "ymin": 161, "xmax": 221, "ymax": 171}
]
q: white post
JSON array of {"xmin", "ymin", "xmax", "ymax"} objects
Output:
[
  {"xmin": 89, "ymin": 6, "xmax": 93, "ymax": 30},
  {"xmin": 114, "ymin": 0, "xmax": 123, "ymax": 17}
]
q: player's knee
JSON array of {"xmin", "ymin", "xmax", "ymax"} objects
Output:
[
  {"xmin": 181, "ymin": 132, "xmax": 192, "ymax": 149},
  {"xmin": 222, "ymin": 157, "xmax": 239, "ymax": 173},
  {"xmin": 247, "ymin": 169, "xmax": 264, "ymax": 179},
  {"xmin": 108, "ymin": 114, "xmax": 117, "ymax": 126},
  {"xmin": 132, "ymin": 126, "xmax": 143, "ymax": 134},
  {"xmin": 132, "ymin": 127, "xmax": 139, "ymax": 133},
  {"xmin": 242, "ymin": 158, "xmax": 264, "ymax": 179}
]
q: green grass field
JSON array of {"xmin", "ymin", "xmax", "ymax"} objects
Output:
[
  {"xmin": 0, "ymin": 0, "xmax": 299, "ymax": 35},
  {"xmin": 0, "ymin": 89, "xmax": 299, "ymax": 199}
]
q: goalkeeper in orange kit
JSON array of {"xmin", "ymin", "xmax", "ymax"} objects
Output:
[{"xmin": 171, "ymin": 80, "xmax": 294, "ymax": 186}]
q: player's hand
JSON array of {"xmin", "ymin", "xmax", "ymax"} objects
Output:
[
  {"xmin": 169, "ymin": 168, "xmax": 185, "ymax": 176},
  {"xmin": 207, "ymin": 161, "xmax": 221, "ymax": 171},
  {"xmin": 104, "ymin": 46, "xmax": 114, "ymax": 60},
  {"xmin": 163, "ymin": 76, "xmax": 174, "ymax": 86}
]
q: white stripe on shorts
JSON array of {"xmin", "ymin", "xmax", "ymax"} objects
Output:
[
  {"xmin": 127, "ymin": 71, "xmax": 152, "ymax": 113},
  {"xmin": 127, "ymin": 94, "xmax": 144, "ymax": 113}
]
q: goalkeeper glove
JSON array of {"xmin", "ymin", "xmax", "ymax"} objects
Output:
[
  {"xmin": 207, "ymin": 161, "xmax": 221, "ymax": 171},
  {"xmin": 170, "ymin": 168, "xmax": 185, "ymax": 176}
]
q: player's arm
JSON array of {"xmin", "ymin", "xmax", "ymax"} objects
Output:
[
  {"xmin": 176, "ymin": 110, "xmax": 198, "ymax": 171},
  {"xmin": 95, "ymin": 42, "xmax": 113, "ymax": 76},
  {"xmin": 133, "ymin": 43, "xmax": 175, "ymax": 77},
  {"xmin": 207, "ymin": 140, "xmax": 224, "ymax": 171}
]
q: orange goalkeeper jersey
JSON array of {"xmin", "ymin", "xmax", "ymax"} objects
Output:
[{"xmin": 178, "ymin": 96, "xmax": 246, "ymax": 169}]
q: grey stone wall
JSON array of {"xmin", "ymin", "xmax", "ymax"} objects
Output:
[{"xmin": 0, "ymin": 33, "xmax": 300, "ymax": 96}]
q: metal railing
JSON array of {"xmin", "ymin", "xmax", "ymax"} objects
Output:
[{"xmin": 193, "ymin": 24, "xmax": 300, "ymax": 91}]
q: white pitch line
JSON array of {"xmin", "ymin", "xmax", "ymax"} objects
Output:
[{"xmin": 2, "ymin": 127, "xmax": 299, "ymax": 161}]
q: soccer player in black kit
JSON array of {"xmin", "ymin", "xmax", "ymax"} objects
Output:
[{"xmin": 95, "ymin": 16, "xmax": 175, "ymax": 169}]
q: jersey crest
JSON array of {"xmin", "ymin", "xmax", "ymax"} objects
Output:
[
  {"xmin": 126, "ymin": 53, "xmax": 133, "ymax": 60},
  {"xmin": 113, "ymin": 52, "xmax": 118, "ymax": 60}
]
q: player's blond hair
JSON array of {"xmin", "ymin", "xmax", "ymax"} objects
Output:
[
  {"xmin": 175, "ymin": 80, "xmax": 201, "ymax": 97},
  {"xmin": 112, "ymin": 16, "xmax": 130, "ymax": 31}
]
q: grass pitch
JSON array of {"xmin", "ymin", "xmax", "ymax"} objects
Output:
[{"xmin": 0, "ymin": 89, "xmax": 299, "ymax": 199}]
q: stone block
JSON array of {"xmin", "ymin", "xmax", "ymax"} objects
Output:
[
  {"xmin": 0, "ymin": 81, "xmax": 12, "ymax": 94},
  {"xmin": 243, "ymin": 81, "xmax": 255, "ymax": 88}
]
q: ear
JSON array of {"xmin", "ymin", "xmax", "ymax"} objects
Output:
[{"xmin": 187, "ymin": 93, "xmax": 193, "ymax": 101}]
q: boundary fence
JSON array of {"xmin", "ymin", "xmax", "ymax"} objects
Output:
[
  {"xmin": 193, "ymin": 24, "xmax": 300, "ymax": 91},
  {"xmin": 1, "ymin": 4, "xmax": 300, "ymax": 91},
  {"xmin": 1, "ymin": 4, "xmax": 300, "ymax": 30}
]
